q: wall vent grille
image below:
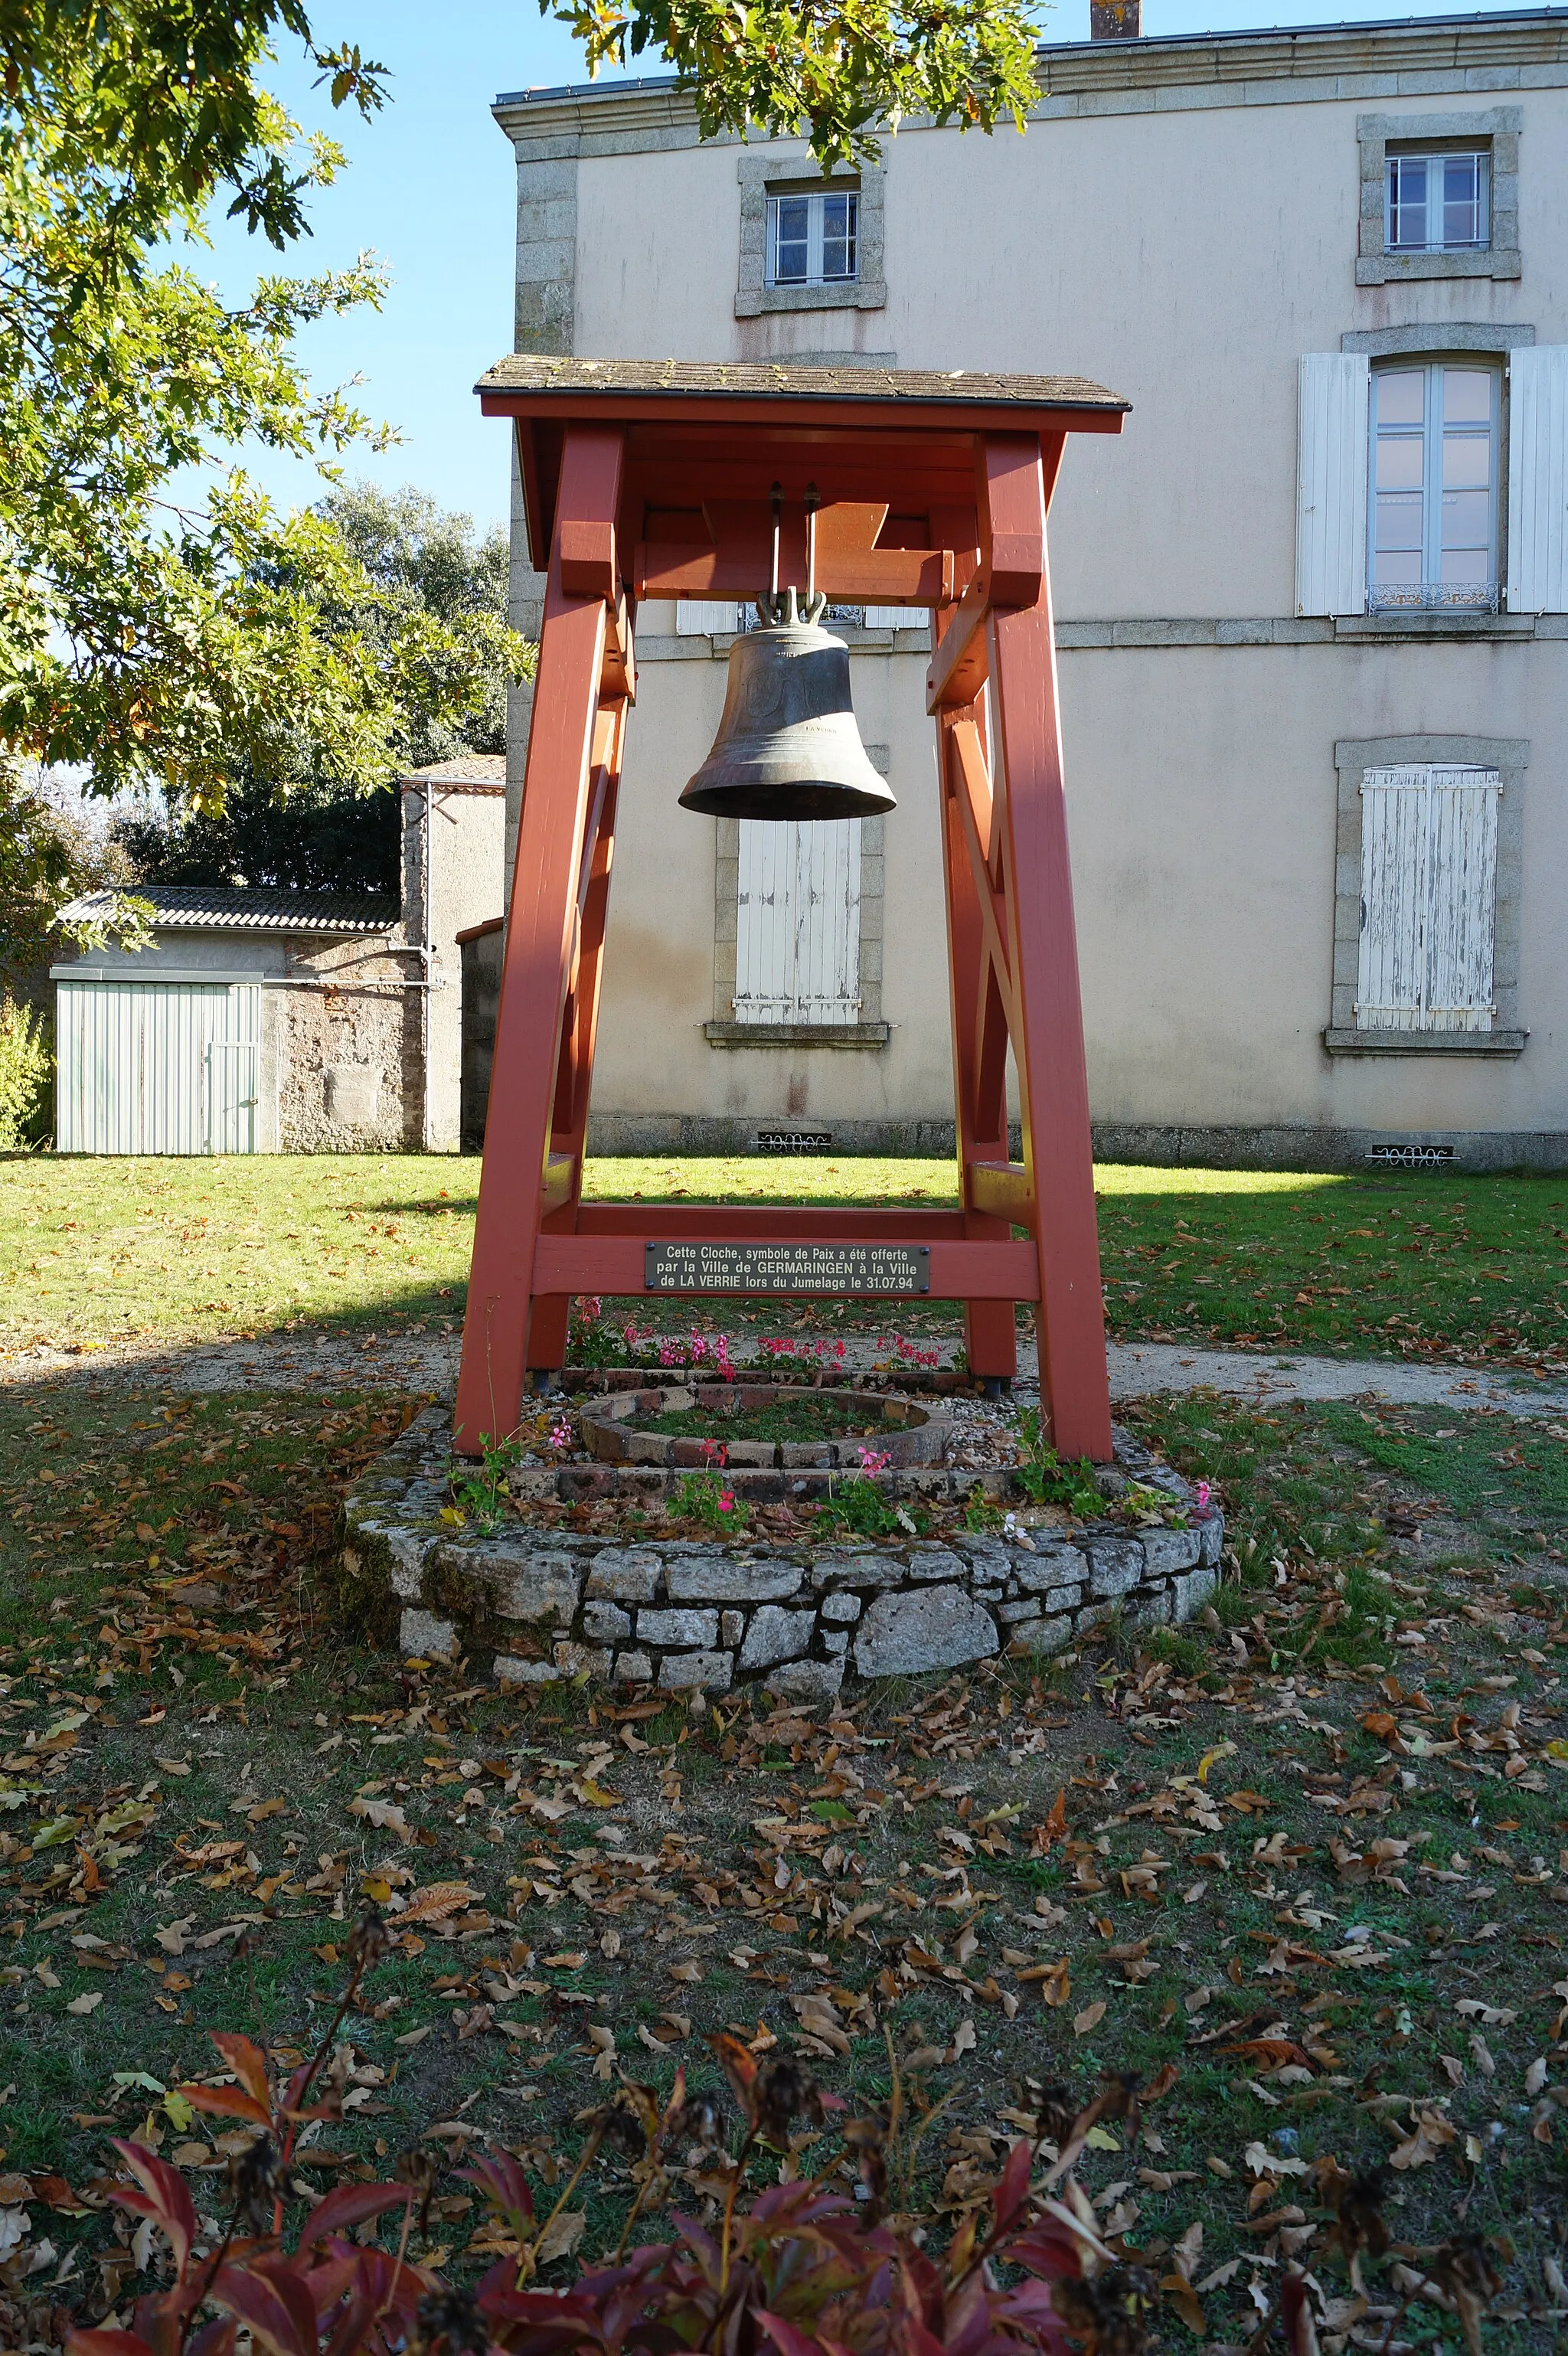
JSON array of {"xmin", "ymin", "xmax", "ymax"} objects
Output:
[
  {"xmin": 756, "ymin": 1129, "xmax": 833, "ymax": 1154},
  {"xmin": 1364, "ymin": 1142, "xmax": 1457, "ymax": 1166}
]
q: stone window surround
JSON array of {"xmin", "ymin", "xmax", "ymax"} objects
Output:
[
  {"xmin": 1357, "ymin": 109, "xmax": 1521, "ymax": 286},
  {"xmin": 1325, "ymin": 733, "xmax": 1527, "ymax": 1057},
  {"xmin": 1342, "ymin": 322, "xmax": 1533, "ymax": 619},
  {"xmin": 736, "ymin": 150, "xmax": 887, "ymax": 318},
  {"xmin": 707, "ymin": 763, "xmax": 889, "ymax": 1049},
  {"xmin": 1337, "ymin": 318, "xmax": 1534, "ymax": 626}
]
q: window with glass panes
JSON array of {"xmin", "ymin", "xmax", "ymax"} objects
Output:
[
  {"xmin": 766, "ymin": 188, "xmax": 858, "ymax": 288},
  {"xmin": 1385, "ymin": 149, "xmax": 1489, "ymax": 251},
  {"xmin": 1369, "ymin": 362, "xmax": 1499, "ymax": 610}
]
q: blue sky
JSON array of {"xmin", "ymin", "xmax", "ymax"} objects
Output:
[{"xmin": 211, "ymin": 0, "xmax": 1522, "ymax": 538}]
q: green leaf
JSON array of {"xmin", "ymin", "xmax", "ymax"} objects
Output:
[{"xmin": 32, "ymin": 1816, "xmax": 84, "ymax": 1849}]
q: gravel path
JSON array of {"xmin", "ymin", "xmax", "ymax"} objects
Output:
[
  {"xmin": 5, "ymin": 1325, "xmax": 1566, "ymax": 1420},
  {"xmin": 1100, "ymin": 1337, "xmax": 1568, "ymax": 1418}
]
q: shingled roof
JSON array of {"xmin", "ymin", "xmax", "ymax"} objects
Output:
[
  {"xmin": 476, "ymin": 355, "xmax": 1129, "ymax": 415},
  {"xmin": 62, "ymin": 886, "xmax": 397, "ymax": 937},
  {"xmin": 400, "ymin": 754, "xmax": 507, "ymax": 789}
]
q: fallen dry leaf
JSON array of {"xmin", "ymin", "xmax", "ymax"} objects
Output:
[
  {"xmin": 1389, "ymin": 2109, "xmax": 1459, "ymax": 2171},
  {"xmin": 396, "ymin": 1883, "xmax": 479, "ymax": 1927},
  {"xmin": 534, "ymin": 2209, "xmax": 586, "ymax": 2265}
]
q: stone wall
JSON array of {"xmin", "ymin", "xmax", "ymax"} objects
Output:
[
  {"xmin": 275, "ymin": 941, "xmax": 424, "ymax": 1152},
  {"xmin": 340, "ymin": 1407, "xmax": 1223, "ymax": 1700}
]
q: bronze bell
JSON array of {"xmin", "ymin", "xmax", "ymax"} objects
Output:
[{"xmin": 680, "ymin": 589, "xmax": 896, "ymax": 822}]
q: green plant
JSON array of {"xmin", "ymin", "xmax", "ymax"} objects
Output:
[
  {"xmin": 962, "ymin": 1488, "xmax": 1004, "ymax": 1532},
  {"xmin": 448, "ymin": 1429, "xmax": 525, "ymax": 1534},
  {"xmin": 672, "ymin": 1469, "xmax": 750, "ymax": 1532},
  {"xmin": 0, "ymin": 998, "xmax": 51, "ymax": 1149},
  {"xmin": 1012, "ymin": 1410, "xmax": 1106, "ymax": 1518},
  {"xmin": 817, "ymin": 1475, "xmax": 923, "ymax": 1541}
]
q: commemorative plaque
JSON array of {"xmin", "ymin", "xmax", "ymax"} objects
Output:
[{"xmin": 645, "ymin": 1243, "xmax": 929, "ymax": 1296}]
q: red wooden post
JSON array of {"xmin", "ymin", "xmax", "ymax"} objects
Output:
[
  {"xmin": 530, "ymin": 694, "xmax": 629, "ymax": 1371},
  {"xmin": 982, "ymin": 433, "xmax": 1112, "ymax": 1459},
  {"xmin": 454, "ymin": 426, "xmax": 623, "ymax": 1448},
  {"xmin": 933, "ymin": 683, "xmax": 1017, "ymax": 1385}
]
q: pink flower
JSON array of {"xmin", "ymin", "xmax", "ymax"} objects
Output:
[
  {"xmin": 1195, "ymin": 1479, "xmax": 1212, "ymax": 1515},
  {"xmin": 718, "ymin": 1488, "xmax": 738, "ymax": 1514},
  {"xmin": 857, "ymin": 1446, "xmax": 891, "ymax": 1474},
  {"xmin": 699, "ymin": 1438, "xmax": 728, "ymax": 1468}
]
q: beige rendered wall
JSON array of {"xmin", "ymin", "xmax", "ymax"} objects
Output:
[
  {"xmin": 584, "ymin": 632, "xmax": 1567, "ymax": 1146},
  {"xmin": 567, "ymin": 92, "xmax": 1568, "ymax": 624}
]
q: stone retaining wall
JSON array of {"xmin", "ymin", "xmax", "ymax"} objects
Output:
[{"xmin": 338, "ymin": 1407, "xmax": 1223, "ymax": 1700}]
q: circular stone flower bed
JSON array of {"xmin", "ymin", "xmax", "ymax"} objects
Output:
[
  {"xmin": 579, "ymin": 1383, "xmax": 948, "ymax": 1469},
  {"xmin": 337, "ymin": 1399, "xmax": 1224, "ymax": 1698}
]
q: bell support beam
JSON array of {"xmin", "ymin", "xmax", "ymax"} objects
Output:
[
  {"xmin": 455, "ymin": 424, "xmax": 626, "ymax": 1449},
  {"xmin": 978, "ymin": 432, "xmax": 1113, "ymax": 1459}
]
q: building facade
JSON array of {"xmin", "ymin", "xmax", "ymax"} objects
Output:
[
  {"xmin": 493, "ymin": 8, "xmax": 1568, "ymax": 1169},
  {"xmin": 53, "ymin": 756, "xmax": 507, "ymax": 1153}
]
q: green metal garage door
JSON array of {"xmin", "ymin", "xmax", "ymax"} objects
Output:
[{"xmin": 55, "ymin": 979, "xmax": 261, "ymax": 1155}]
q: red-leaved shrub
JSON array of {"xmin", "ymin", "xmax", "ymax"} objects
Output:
[{"xmin": 60, "ymin": 1916, "xmax": 1501, "ymax": 2356}]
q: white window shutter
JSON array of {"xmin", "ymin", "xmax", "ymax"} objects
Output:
[
  {"xmin": 734, "ymin": 822, "xmax": 793, "ymax": 1020},
  {"xmin": 676, "ymin": 600, "xmax": 740, "ymax": 635},
  {"xmin": 863, "ymin": 606, "xmax": 908, "ymax": 630},
  {"xmin": 733, "ymin": 819, "xmax": 861, "ymax": 1023},
  {"xmin": 1505, "ymin": 345, "xmax": 1568, "ymax": 614},
  {"xmin": 1295, "ymin": 353, "xmax": 1369, "ymax": 616},
  {"xmin": 793, "ymin": 820, "xmax": 862, "ymax": 1021},
  {"xmin": 1425, "ymin": 768, "xmax": 1499, "ymax": 1029},
  {"xmin": 1358, "ymin": 767, "xmax": 1429, "ymax": 1030},
  {"xmin": 1357, "ymin": 766, "xmax": 1499, "ymax": 1032}
]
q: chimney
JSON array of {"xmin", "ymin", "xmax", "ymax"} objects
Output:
[{"xmin": 1089, "ymin": 0, "xmax": 1141, "ymax": 35}]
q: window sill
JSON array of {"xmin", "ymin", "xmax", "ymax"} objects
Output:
[
  {"xmin": 704, "ymin": 1020, "xmax": 890, "ymax": 1049},
  {"xmin": 1323, "ymin": 1026, "xmax": 1526, "ymax": 1056},
  {"xmin": 735, "ymin": 280, "xmax": 886, "ymax": 318},
  {"xmin": 1356, "ymin": 248, "xmax": 1521, "ymax": 284},
  {"xmin": 1334, "ymin": 611, "xmax": 1533, "ymax": 642}
]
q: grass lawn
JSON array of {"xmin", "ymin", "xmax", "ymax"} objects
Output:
[
  {"xmin": 2, "ymin": 1152, "xmax": 1565, "ymax": 1372},
  {"xmin": 2, "ymin": 1372, "xmax": 1566, "ymax": 2345}
]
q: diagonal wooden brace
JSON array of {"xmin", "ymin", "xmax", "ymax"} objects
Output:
[{"xmin": 455, "ymin": 426, "xmax": 625, "ymax": 1448}]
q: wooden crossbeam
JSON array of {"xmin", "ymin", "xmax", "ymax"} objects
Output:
[{"xmin": 534, "ymin": 1234, "xmax": 1038, "ymax": 1300}]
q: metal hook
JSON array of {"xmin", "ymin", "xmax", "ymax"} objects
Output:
[{"xmin": 760, "ymin": 483, "xmax": 825, "ymax": 626}]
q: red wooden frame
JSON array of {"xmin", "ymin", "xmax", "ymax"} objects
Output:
[{"xmin": 456, "ymin": 377, "xmax": 1122, "ymax": 1461}]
